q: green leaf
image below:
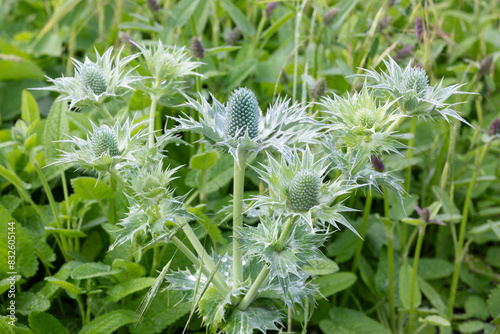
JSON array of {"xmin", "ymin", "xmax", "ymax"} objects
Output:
[
  {"xmin": 220, "ymin": 0, "xmax": 255, "ymax": 36},
  {"xmin": 465, "ymin": 295, "xmax": 489, "ymax": 321},
  {"xmin": 170, "ymin": 0, "xmax": 201, "ymax": 28},
  {"xmin": 221, "ymin": 300, "xmax": 281, "ymax": 334},
  {"xmin": 457, "ymin": 320, "xmax": 486, "ymax": 334},
  {"xmin": 29, "ymin": 312, "xmax": 68, "ymax": 334},
  {"xmin": 189, "ymin": 150, "xmax": 219, "ymax": 169},
  {"xmin": 71, "ymin": 177, "xmax": 113, "ymax": 200},
  {"xmin": 41, "ymin": 261, "xmax": 81, "ymax": 298},
  {"xmin": 399, "ymin": 263, "xmax": 421, "ymax": 310},
  {"xmin": 0, "ymin": 317, "xmax": 15, "ymax": 334},
  {"xmin": 111, "ymin": 259, "xmax": 146, "ymax": 282},
  {"xmin": 21, "ymin": 90, "xmax": 40, "ymax": 125},
  {"xmin": 418, "ymin": 278, "xmax": 446, "ymax": 316},
  {"xmin": 43, "ymin": 100, "xmax": 70, "ymax": 165},
  {"xmin": 107, "ymin": 277, "xmax": 156, "ymax": 303},
  {"xmin": 419, "ymin": 315, "xmax": 450, "ymax": 327},
  {"xmin": 16, "ymin": 292, "xmax": 50, "ymax": 316},
  {"xmin": 319, "ymin": 308, "xmax": 391, "ymax": 334},
  {"xmin": 262, "ymin": 11, "xmax": 294, "ymax": 40},
  {"xmin": 226, "ymin": 58, "xmax": 257, "ymax": 92},
  {"xmin": 44, "ymin": 227, "xmax": 87, "ymax": 238},
  {"xmin": 71, "ymin": 262, "xmax": 121, "ymax": 280},
  {"xmin": 487, "ymin": 284, "xmax": 500, "ymax": 318},
  {"xmin": 0, "ymin": 56, "xmax": 44, "ymax": 80},
  {"xmin": 417, "ymin": 258, "xmax": 454, "ymax": 280},
  {"xmin": 44, "ymin": 277, "xmax": 84, "ymax": 296},
  {"xmin": 314, "ymin": 272, "xmax": 357, "ymax": 298},
  {"xmin": 205, "ymin": 46, "xmax": 240, "ymax": 56},
  {"xmin": 303, "ymin": 258, "xmax": 339, "ymax": 276},
  {"xmin": 199, "ymin": 286, "xmax": 229, "ymax": 327},
  {"xmin": 79, "ymin": 310, "xmax": 135, "ymax": 334}
]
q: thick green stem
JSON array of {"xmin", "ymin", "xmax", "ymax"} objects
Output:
[
  {"xmin": 351, "ymin": 192, "xmax": 373, "ymax": 273},
  {"xmin": 409, "ymin": 223, "xmax": 426, "ymax": 333},
  {"xmin": 448, "ymin": 143, "xmax": 489, "ymax": 318},
  {"xmin": 170, "ymin": 236, "xmax": 229, "ymax": 295},
  {"xmin": 276, "ymin": 217, "xmax": 294, "ymax": 250},
  {"xmin": 238, "ymin": 265, "xmax": 270, "ymax": 310},
  {"xmin": 384, "ymin": 190, "xmax": 396, "ymax": 332},
  {"xmin": 405, "ymin": 118, "xmax": 418, "ymax": 193},
  {"xmin": 232, "ymin": 152, "xmax": 247, "ymax": 289},
  {"xmin": 95, "ymin": 103, "xmax": 115, "ymax": 124},
  {"xmin": 109, "ymin": 175, "xmax": 116, "ymax": 223},
  {"xmin": 148, "ymin": 94, "xmax": 159, "ymax": 149},
  {"xmin": 177, "ymin": 217, "xmax": 230, "ymax": 294}
]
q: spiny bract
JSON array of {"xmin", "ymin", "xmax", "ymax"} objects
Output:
[
  {"xmin": 224, "ymin": 87, "xmax": 260, "ymax": 139},
  {"xmin": 403, "ymin": 67, "xmax": 428, "ymax": 96},
  {"xmin": 288, "ymin": 170, "xmax": 321, "ymax": 211},
  {"xmin": 81, "ymin": 61, "xmax": 107, "ymax": 95},
  {"xmin": 91, "ymin": 126, "xmax": 120, "ymax": 157}
]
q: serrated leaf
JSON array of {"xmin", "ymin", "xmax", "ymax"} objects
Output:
[
  {"xmin": 111, "ymin": 259, "xmax": 146, "ymax": 282},
  {"xmin": 44, "ymin": 277, "xmax": 84, "ymax": 296},
  {"xmin": 107, "ymin": 277, "xmax": 156, "ymax": 303},
  {"xmin": 419, "ymin": 315, "xmax": 450, "ymax": 327},
  {"xmin": 41, "ymin": 261, "xmax": 81, "ymax": 298},
  {"xmin": 465, "ymin": 295, "xmax": 489, "ymax": 321},
  {"xmin": 16, "ymin": 292, "xmax": 50, "ymax": 316},
  {"xmin": 319, "ymin": 308, "xmax": 391, "ymax": 334},
  {"xmin": 21, "ymin": 90, "xmax": 40, "ymax": 125},
  {"xmin": 220, "ymin": 0, "xmax": 255, "ymax": 36},
  {"xmin": 71, "ymin": 177, "xmax": 113, "ymax": 200},
  {"xmin": 314, "ymin": 272, "xmax": 357, "ymax": 298},
  {"xmin": 29, "ymin": 312, "xmax": 68, "ymax": 334},
  {"xmin": 71, "ymin": 262, "xmax": 121, "ymax": 280},
  {"xmin": 487, "ymin": 284, "xmax": 500, "ymax": 318},
  {"xmin": 399, "ymin": 263, "xmax": 421, "ymax": 310},
  {"xmin": 189, "ymin": 150, "xmax": 219, "ymax": 169},
  {"xmin": 303, "ymin": 258, "xmax": 339, "ymax": 276},
  {"xmin": 43, "ymin": 100, "xmax": 69, "ymax": 164},
  {"xmin": 221, "ymin": 300, "xmax": 282, "ymax": 334},
  {"xmin": 199, "ymin": 286, "xmax": 229, "ymax": 327},
  {"xmin": 79, "ymin": 310, "xmax": 135, "ymax": 334}
]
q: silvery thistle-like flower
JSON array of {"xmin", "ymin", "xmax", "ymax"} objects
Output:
[
  {"xmin": 360, "ymin": 56, "xmax": 470, "ymax": 123},
  {"xmin": 251, "ymin": 148, "xmax": 359, "ymax": 235},
  {"xmin": 320, "ymin": 85, "xmax": 405, "ymax": 156},
  {"xmin": 133, "ymin": 40, "xmax": 202, "ymax": 96},
  {"xmin": 173, "ymin": 87, "xmax": 322, "ymax": 163},
  {"xmin": 54, "ymin": 119, "xmax": 147, "ymax": 173},
  {"xmin": 39, "ymin": 47, "xmax": 141, "ymax": 111},
  {"xmin": 110, "ymin": 164, "xmax": 195, "ymax": 249}
]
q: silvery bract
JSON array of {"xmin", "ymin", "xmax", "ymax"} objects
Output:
[{"xmin": 39, "ymin": 47, "xmax": 141, "ymax": 110}]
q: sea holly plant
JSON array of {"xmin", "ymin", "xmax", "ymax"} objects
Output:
[{"xmin": 33, "ymin": 43, "xmax": 474, "ymax": 334}]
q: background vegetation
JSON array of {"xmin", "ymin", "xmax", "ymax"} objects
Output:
[{"xmin": 1, "ymin": 0, "xmax": 499, "ymax": 333}]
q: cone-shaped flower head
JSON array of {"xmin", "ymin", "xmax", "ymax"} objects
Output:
[
  {"xmin": 359, "ymin": 56, "xmax": 471, "ymax": 124},
  {"xmin": 173, "ymin": 88, "xmax": 323, "ymax": 162},
  {"xmin": 224, "ymin": 88, "xmax": 260, "ymax": 139},
  {"xmin": 251, "ymin": 148, "xmax": 360, "ymax": 235},
  {"xmin": 36, "ymin": 47, "xmax": 141, "ymax": 111},
  {"xmin": 403, "ymin": 66, "xmax": 428, "ymax": 97},
  {"xmin": 289, "ymin": 170, "xmax": 321, "ymax": 211},
  {"xmin": 91, "ymin": 125, "xmax": 120, "ymax": 157},
  {"xmin": 53, "ymin": 119, "xmax": 147, "ymax": 173},
  {"xmin": 81, "ymin": 60, "xmax": 107, "ymax": 95}
]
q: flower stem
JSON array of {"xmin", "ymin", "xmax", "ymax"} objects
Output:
[
  {"xmin": 448, "ymin": 142, "xmax": 489, "ymax": 318},
  {"xmin": 177, "ymin": 217, "xmax": 230, "ymax": 294},
  {"xmin": 384, "ymin": 189, "xmax": 396, "ymax": 332},
  {"xmin": 170, "ymin": 236, "xmax": 229, "ymax": 295},
  {"xmin": 233, "ymin": 152, "xmax": 247, "ymax": 289},
  {"xmin": 95, "ymin": 103, "xmax": 115, "ymax": 124},
  {"xmin": 238, "ymin": 216, "xmax": 295, "ymax": 310},
  {"xmin": 148, "ymin": 94, "xmax": 159, "ymax": 149},
  {"xmin": 408, "ymin": 223, "xmax": 426, "ymax": 333}
]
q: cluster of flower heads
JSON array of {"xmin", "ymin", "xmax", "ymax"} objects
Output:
[{"xmin": 39, "ymin": 42, "xmax": 473, "ymax": 334}]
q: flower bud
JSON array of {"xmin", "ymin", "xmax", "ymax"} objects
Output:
[
  {"xmin": 403, "ymin": 67, "xmax": 428, "ymax": 96},
  {"xmin": 81, "ymin": 60, "xmax": 107, "ymax": 95},
  {"xmin": 488, "ymin": 117, "xmax": 499, "ymax": 136},
  {"xmin": 480, "ymin": 55, "xmax": 493, "ymax": 76},
  {"xmin": 371, "ymin": 154, "xmax": 385, "ymax": 172},
  {"xmin": 323, "ymin": 8, "xmax": 339, "ymax": 26},
  {"xmin": 91, "ymin": 125, "xmax": 120, "ymax": 157},
  {"xmin": 226, "ymin": 27, "xmax": 241, "ymax": 46},
  {"xmin": 415, "ymin": 17, "xmax": 424, "ymax": 43},
  {"xmin": 191, "ymin": 36, "xmax": 205, "ymax": 59},
  {"xmin": 356, "ymin": 108, "xmax": 377, "ymax": 128},
  {"xmin": 225, "ymin": 88, "xmax": 260, "ymax": 139},
  {"xmin": 265, "ymin": 2, "xmax": 278, "ymax": 17},
  {"xmin": 311, "ymin": 77, "xmax": 327, "ymax": 100},
  {"xmin": 147, "ymin": 0, "xmax": 160, "ymax": 12},
  {"xmin": 289, "ymin": 170, "xmax": 321, "ymax": 211}
]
